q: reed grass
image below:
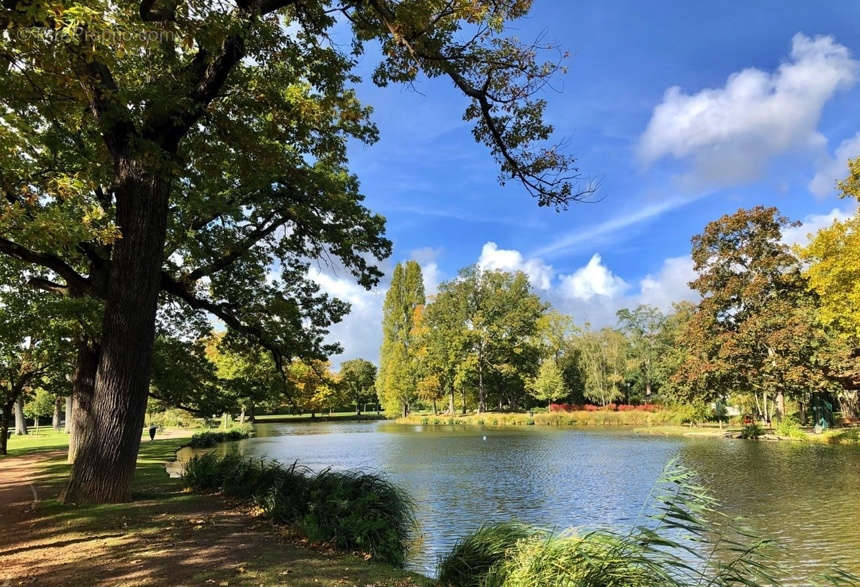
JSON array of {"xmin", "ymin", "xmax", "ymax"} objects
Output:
[{"xmin": 182, "ymin": 453, "xmax": 416, "ymax": 566}]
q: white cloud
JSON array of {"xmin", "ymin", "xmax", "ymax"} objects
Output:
[
  {"xmin": 809, "ymin": 132, "xmax": 860, "ymax": 198},
  {"xmin": 639, "ymin": 33, "xmax": 858, "ymax": 188},
  {"xmin": 477, "ymin": 242, "xmax": 554, "ymax": 290},
  {"xmin": 637, "ymin": 256, "xmax": 698, "ymax": 310},
  {"xmin": 558, "ymin": 254, "xmax": 629, "ymax": 301},
  {"xmin": 410, "ymin": 247, "xmax": 444, "ymax": 295},
  {"xmin": 307, "ymin": 266, "xmax": 386, "ymax": 368},
  {"xmin": 781, "ymin": 207, "xmax": 856, "ymax": 247},
  {"xmin": 532, "ymin": 194, "xmax": 704, "ymax": 259}
]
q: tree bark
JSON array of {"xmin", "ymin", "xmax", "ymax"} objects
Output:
[
  {"xmin": 775, "ymin": 391, "xmax": 785, "ymax": 420},
  {"xmin": 14, "ymin": 397, "xmax": 27, "ymax": 435},
  {"xmin": 477, "ymin": 366, "xmax": 486, "ymax": 413},
  {"xmin": 0, "ymin": 400, "xmax": 12, "ymax": 455},
  {"xmin": 53, "ymin": 396, "xmax": 62, "ymax": 431},
  {"xmin": 448, "ymin": 386, "xmax": 455, "ymax": 415},
  {"xmin": 62, "ymin": 164, "xmax": 170, "ymax": 504},
  {"xmin": 67, "ymin": 342, "xmax": 100, "ymax": 463},
  {"xmin": 65, "ymin": 396, "xmax": 73, "ymax": 433}
]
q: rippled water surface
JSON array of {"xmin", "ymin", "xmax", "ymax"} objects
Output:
[{"xmin": 209, "ymin": 421, "xmax": 860, "ymax": 580}]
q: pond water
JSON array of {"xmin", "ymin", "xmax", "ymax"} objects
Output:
[{"xmin": 187, "ymin": 421, "xmax": 860, "ymax": 581}]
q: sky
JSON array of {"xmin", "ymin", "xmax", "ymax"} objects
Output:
[{"xmin": 312, "ymin": 1, "xmax": 860, "ymax": 368}]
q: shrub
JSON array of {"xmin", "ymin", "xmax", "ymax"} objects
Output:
[
  {"xmin": 740, "ymin": 423, "xmax": 764, "ymax": 439},
  {"xmin": 148, "ymin": 408, "xmax": 199, "ymax": 428},
  {"xmin": 182, "ymin": 455, "xmax": 416, "ymax": 566},
  {"xmin": 436, "ymin": 522, "xmax": 536, "ymax": 587},
  {"xmin": 187, "ymin": 424, "xmax": 252, "ymax": 448},
  {"xmin": 775, "ymin": 416, "xmax": 806, "ymax": 440}
]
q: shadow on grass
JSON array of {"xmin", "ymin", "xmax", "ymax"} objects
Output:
[{"xmin": 1, "ymin": 436, "xmax": 428, "ymax": 586}]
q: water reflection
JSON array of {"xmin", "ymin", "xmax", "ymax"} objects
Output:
[{"xmin": 206, "ymin": 421, "xmax": 859, "ymax": 580}]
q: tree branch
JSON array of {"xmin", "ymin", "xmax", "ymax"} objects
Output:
[
  {"xmin": 0, "ymin": 238, "xmax": 92, "ymax": 294},
  {"xmin": 185, "ymin": 213, "xmax": 281, "ymax": 280}
]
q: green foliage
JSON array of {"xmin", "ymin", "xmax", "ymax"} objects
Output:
[
  {"xmin": 24, "ymin": 388, "xmax": 56, "ymax": 420},
  {"xmin": 146, "ymin": 407, "xmax": 199, "ymax": 429},
  {"xmin": 775, "ymin": 416, "xmax": 806, "ymax": 440},
  {"xmin": 183, "ymin": 454, "xmax": 416, "ymax": 565},
  {"xmin": 740, "ymin": 423, "xmax": 764, "ymax": 439},
  {"xmin": 423, "ymin": 268, "xmax": 545, "ymax": 413},
  {"xmin": 377, "ymin": 261, "xmax": 425, "ymax": 416},
  {"xmin": 186, "ymin": 425, "xmax": 252, "ymax": 448},
  {"xmin": 527, "ymin": 360, "xmax": 566, "ymax": 406},
  {"xmin": 576, "ymin": 327, "xmax": 627, "ymax": 406},
  {"xmin": 436, "ymin": 522, "xmax": 535, "ymax": 587},
  {"xmin": 339, "ymin": 359, "xmax": 378, "ymax": 412},
  {"xmin": 436, "ymin": 461, "xmax": 792, "ymax": 586}
]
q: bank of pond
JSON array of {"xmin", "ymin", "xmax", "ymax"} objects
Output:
[
  {"xmin": 395, "ymin": 409, "xmax": 860, "ymax": 445},
  {"xmin": 175, "ymin": 420, "xmax": 860, "ymax": 584}
]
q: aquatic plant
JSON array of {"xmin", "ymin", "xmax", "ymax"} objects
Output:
[
  {"xmin": 435, "ymin": 460, "xmax": 860, "ymax": 586},
  {"xmin": 436, "ymin": 522, "xmax": 535, "ymax": 587},
  {"xmin": 182, "ymin": 454, "xmax": 416, "ymax": 566}
]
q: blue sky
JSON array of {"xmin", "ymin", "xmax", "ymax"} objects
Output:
[{"xmin": 315, "ymin": 1, "xmax": 860, "ymax": 366}]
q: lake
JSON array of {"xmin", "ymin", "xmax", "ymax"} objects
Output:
[{"xmin": 191, "ymin": 421, "xmax": 860, "ymax": 581}]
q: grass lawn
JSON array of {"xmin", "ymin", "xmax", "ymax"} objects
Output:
[
  {"xmin": 2, "ymin": 428, "xmax": 71, "ymax": 457},
  {"xmin": 1, "ymin": 429, "xmax": 429, "ymax": 586}
]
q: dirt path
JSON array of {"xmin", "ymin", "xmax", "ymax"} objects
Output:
[
  {"xmin": 0, "ymin": 451, "xmax": 65, "ymax": 529},
  {"xmin": 0, "ymin": 450, "xmax": 425, "ymax": 586}
]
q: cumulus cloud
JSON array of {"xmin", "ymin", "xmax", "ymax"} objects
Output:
[
  {"xmin": 781, "ymin": 207, "xmax": 856, "ymax": 247},
  {"xmin": 477, "ymin": 242, "xmax": 554, "ymax": 290},
  {"xmin": 557, "ymin": 254, "xmax": 629, "ymax": 301},
  {"xmin": 410, "ymin": 247, "xmax": 444, "ymax": 295},
  {"xmin": 311, "ymin": 242, "xmax": 716, "ymax": 366},
  {"xmin": 637, "ymin": 256, "xmax": 698, "ymax": 310},
  {"xmin": 638, "ymin": 33, "xmax": 858, "ymax": 188},
  {"xmin": 306, "ymin": 266, "xmax": 386, "ymax": 368},
  {"xmin": 809, "ymin": 132, "xmax": 860, "ymax": 198}
]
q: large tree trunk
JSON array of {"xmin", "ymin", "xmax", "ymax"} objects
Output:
[
  {"xmin": 14, "ymin": 397, "xmax": 27, "ymax": 435},
  {"xmin": 62, "ymin": 166, "xmax": 170, "ymax": 504},
  {"xmin": 448, "ymin": 386, "xmax": 455, "ymax": 415},
  {"xmin": 1, "ymin": 400, "xmax": 13, "ymax": 455},
  {"xmin": 67, "ymin": 342, "xmax": 100, "ymax": 463},
  {"xmin": 53, "ymin": 396, "xmax": 62, "ymax": 431},
  {"xmin": 775, "ymin": 391, "xmax": 785, "ymax": 420}
]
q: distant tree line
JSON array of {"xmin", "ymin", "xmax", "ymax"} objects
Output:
[{"xmin": 376, "ymin": 161, "xmax": 860, "ymax": 423}]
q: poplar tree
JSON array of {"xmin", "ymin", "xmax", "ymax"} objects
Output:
[{"xmin": 377, "ymin": 261, "xmax": 424, "ymax": 416}]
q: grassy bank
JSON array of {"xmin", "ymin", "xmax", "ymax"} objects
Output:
[
  {"xmin": 398, "ymin": 409, "xmax": 684, "ymax": 429},
  {"xmin": 255, "ymin": 412, "xmax": 386, "ymax": 423},
  {"xmin": 635, "ymin": 424, "xmax": 860, "ymax": 445},
  {"xmin": 2, "ymin": 427, "xmax": 428, "ymax": 585}
]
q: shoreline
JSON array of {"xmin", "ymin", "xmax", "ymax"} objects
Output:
[
  {"xmin": 1, "ymin": 428, "xmax": 429, "ymax": 586},
  {"xmin": 395, "ymin": 412, "xmax": 860, "ymax": 445}
]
